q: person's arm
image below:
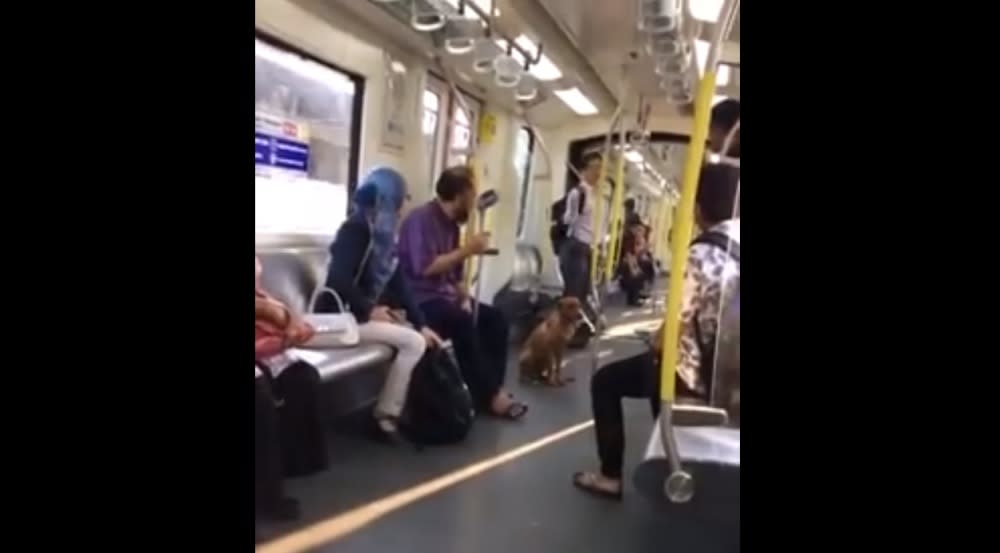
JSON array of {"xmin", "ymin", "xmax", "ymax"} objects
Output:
[
  {"xmin": 255, "ymin": 295, "xmax": 289, "ymax": 328},
  {"xmin": 675, "ymin": 245, "xmax": 713, "ymax": 393},
  {"xmin": 386, "ymin": 268, "xmax": 427, "ymax": 329},
  {"xmin": 423, "ymin": 243, "xmax": 474, "ymax": 277},
  {"xmin": 399, "ymin": 214, "xmax": 483, "ymax": 278},
  {"xmin": 325, "ymin": 221, "xmax": 375, "ymax": 323},
  {"xmin": 562, "ymin": 188, "xmax": 580, "ymax": 227}
]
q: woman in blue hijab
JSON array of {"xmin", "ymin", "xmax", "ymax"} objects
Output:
[{"xmin": 319, "ymin": 167, "xmax": 442, "ymax": 438}]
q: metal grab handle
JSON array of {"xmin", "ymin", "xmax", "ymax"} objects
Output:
[
  {"xmin": 472, "ymin": 213, "xmax": 487, "ymax": 325},
  {"xmin": 658, "ymin": 401, "xmax": 694, "ymax": 503}
]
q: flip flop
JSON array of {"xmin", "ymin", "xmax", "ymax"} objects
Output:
[
  {"xmin": 572, "ymin": 472, "xmax": 623, "ymax": 501},
  {"xmin": 492, "ymin": 400, "xmax": 528, "ymax": 420}
]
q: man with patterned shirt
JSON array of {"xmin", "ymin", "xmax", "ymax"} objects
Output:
[{"xmin": 571, "ymin": 101, "xmax": 741, "ymax": 498}]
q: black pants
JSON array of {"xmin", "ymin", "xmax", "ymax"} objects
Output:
[
  {"xmin": 421, "ymin": 299, "xmax": 509, "ymax": 408},
  {"xmin": 620, "ymin": 271, "xmax": 646, "ymax": 304},
  {"xmin": 592, "ymin": 350, "xmax": 706, "ymax": 478},
  {"xmin": 638, "ymin": 256, "xmax": 655, "ymax": 284},
  {"xmin": 255, "ymin": 375, "xmax": 285, "ymax": 510},
  {"xmin": 592, "ymin": 350, "xmax": 661, "ymax": 479},
  {"xmin": 559, "ymin": 237, "xmax": 592, "ymax": 301},
  {"xmin": 254, "ymin": 360, "xmax": 328, "ymax": 511}
]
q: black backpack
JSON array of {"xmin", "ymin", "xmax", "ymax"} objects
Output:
[
  {"xmin": 550, "ymin": 187, "xmax": 586, "ymax": 251},
  {"xmin": 399, "ymin": 343, "xmax": 475, "ymax": 446}
]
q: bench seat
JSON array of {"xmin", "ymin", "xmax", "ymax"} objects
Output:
[{"xmin": 292, "ymin": 344, "xmax": 395, "ymax": 383}]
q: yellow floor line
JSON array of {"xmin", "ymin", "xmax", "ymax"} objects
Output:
[{"xmin": 257, "ymin": 420, "xmax": 595, "ymax": 553}]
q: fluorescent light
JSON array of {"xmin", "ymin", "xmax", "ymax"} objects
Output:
[
  {"xmin": 553, "ymin": 87, "xmax": 598, "ymax": 115},
  {"xmin": 624, "ymin": 150, "xmax": 644, "ymax": 163},
  {"xmin": 689, "ymin": 0, "xmax": 724, "ymax": 23},
  {"xmin": 717, "ymin": 65, "xmax": 730, "ymax": 86},
  {"xmin": 390, "ymin": 60, "xmax": 408, "ymax": 74},
  {"xmin": 495, "ymin": 36, "xmax": 563, "ymax": 81}
]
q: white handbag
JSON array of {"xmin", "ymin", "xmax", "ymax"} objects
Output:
[{"xmin": 301, "ymin": 287, "xmax": 361, "ymax": 349}]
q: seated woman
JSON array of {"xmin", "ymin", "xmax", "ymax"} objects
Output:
[
  {"xmin": 572, "ymin": 163, "xmax": 740, "ymax": 500},
  {"xmin": 315, "ymin": 167, "xmax": 442, "ymax": 438},
  {"xmin": 255, "ymin": 257, "xmax": 328, "ymax": 521}
]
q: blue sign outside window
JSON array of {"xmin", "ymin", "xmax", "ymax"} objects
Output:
[{"xmin": 255, "ymin": 132, "xmax": 310, "ymax": 174}]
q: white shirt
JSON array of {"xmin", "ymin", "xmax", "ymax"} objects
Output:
[{"xmin": 563, "ymin": 182, "xmax": 594, "ymax": 245}]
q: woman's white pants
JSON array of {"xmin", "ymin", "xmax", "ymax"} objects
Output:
[{"xmin": 358, "ymin": 321, "xmax": 427, "ymax": 418}]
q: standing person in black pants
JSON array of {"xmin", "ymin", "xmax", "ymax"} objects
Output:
[{"xmin": 572, "ymin": 161, "xmax": 740, "ymax": 499}]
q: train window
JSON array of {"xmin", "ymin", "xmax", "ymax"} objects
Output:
[
  {"xmin": 254, "ymin": 36, "xmax": 362, "ymax": 236},
  {"xmin": 423, "ymin": 89, "xmax": 442, "ymax": 187},
  {"xmin": 448, "ymin": 101, "xmax": 476, "ymax": 167},
  {"xmin": 513, "ymin": 126, "xmax": 534, "ymax": 237},
  {"xmin": 424, "ymin": 74, "xmax": 481, "ymax": 186}
]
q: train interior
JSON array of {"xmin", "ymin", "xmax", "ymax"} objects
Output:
[{"xmin": 255, "ymin": 0, "xmax": 740, "ymax": 551}]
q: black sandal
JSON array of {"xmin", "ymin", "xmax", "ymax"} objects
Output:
[
  {"xmin": 493, "ymin": 400, "xmax": 528, "ymax": 420},
  {"xmin": 572, "ymin": 471, "xmax": 623, "ymax": 501}
]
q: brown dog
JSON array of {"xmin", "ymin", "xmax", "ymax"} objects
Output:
[{"xmin": 519, "ymin": 297, "xmax": 584, "ymax": 386}]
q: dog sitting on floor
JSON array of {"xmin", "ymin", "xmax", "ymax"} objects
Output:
[{"xmin": 519, "ymin": 297, "xmax": 584, "ymax": 386}]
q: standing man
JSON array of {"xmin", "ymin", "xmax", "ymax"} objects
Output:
[
  {"xmin": 559, "ymin": 151, "xmax": 603, "ymax": 302},
  {"xmin": 623, "ymin": 198, "xmax": 643, "ymax": 228}
]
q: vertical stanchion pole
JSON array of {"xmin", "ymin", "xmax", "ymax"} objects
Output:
[{"xmin": 654, "ymin": 0, "xmax": 739, "ymax": 503}]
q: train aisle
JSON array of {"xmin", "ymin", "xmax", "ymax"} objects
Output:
[{"xmin": 256, "ymin": 288, "xmax": 735, "ymax": 553}]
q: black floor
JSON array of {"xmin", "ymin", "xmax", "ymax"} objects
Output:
[{"xmin": 256, "ymin": 293, "xmax": 739, "ymax": 552}]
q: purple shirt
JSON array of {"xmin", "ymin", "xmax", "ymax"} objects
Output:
[{"xmin": 398, "ymin": 201, "xmax": 463, "ymax": 305}]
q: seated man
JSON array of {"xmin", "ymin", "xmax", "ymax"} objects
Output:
[
  {"xmin": 397, "ymin": 166, "xmax": 528, "ymax": 420},
  {"xmin": 572, "ymin": 162, "xmax": 740, "ymax": 499}
]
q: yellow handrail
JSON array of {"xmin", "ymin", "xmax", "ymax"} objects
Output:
[
  {"xmin": 657, "ymin": 70, "xmax": 718, "ymax": 400},
  {"xmin": 657, "ymin": 0, "xmax": 738, "ymax": 401},
  {"xmin": 461, "ymin": 155, "xmax": 480, "ymax": 291}
]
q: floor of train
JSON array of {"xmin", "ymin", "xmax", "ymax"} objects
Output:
[{"xmin": 256, "ymin": 285, "xmax": 739, "ymax": 552}]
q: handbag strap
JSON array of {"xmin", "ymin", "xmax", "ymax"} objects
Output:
[
  {"xmin": 355, "ymin": 230, "xmax": 374, "ymax": 287},
  {"xmin": 312, "ymin": 222, "xmax": 375, "ymax": 314},
  {"xmin": 308, "ymin": 286, "xmax": 347, "ymax": 314}
]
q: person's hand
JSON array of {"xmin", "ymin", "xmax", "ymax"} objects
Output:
[
  {"xmin": 463, "ymin": 232, "xmax": 492, "ymax": 255},
  {"xmin": 286, "ymin": 319, "xmax": 315, "ymax": 345},
  {"xmin": 460, "ymin": 297, "xmax": 473, "ymax": 313},
  {"xmin": 369, "ymin": 305, "xmax": 396, "ymax": 323},
  {"xmin": 419, "ymin": 326, "xmax": 443, "ymax": 348}
]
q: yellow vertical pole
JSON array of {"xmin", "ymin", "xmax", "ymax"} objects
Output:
[
  {"xmin": 657, "ymin": 70, "xmax": 718, "ymax": 401},
  {"xmin": 462, "ymin": 155, "xmax": 479, "ymax": 291}
]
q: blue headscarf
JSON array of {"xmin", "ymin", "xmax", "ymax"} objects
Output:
[{"xmin": 350, "ymin": 167, "xmax": 408, "ymax": 300}]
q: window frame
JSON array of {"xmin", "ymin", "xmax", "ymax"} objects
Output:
[{"xmin": 254, "ymin": 31, "xmax": 366, "ymax": 198}]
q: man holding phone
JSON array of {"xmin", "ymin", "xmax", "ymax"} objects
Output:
[{"xmin": 398, "ymin": 166, "xmax": 528, "ymax": 420}]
